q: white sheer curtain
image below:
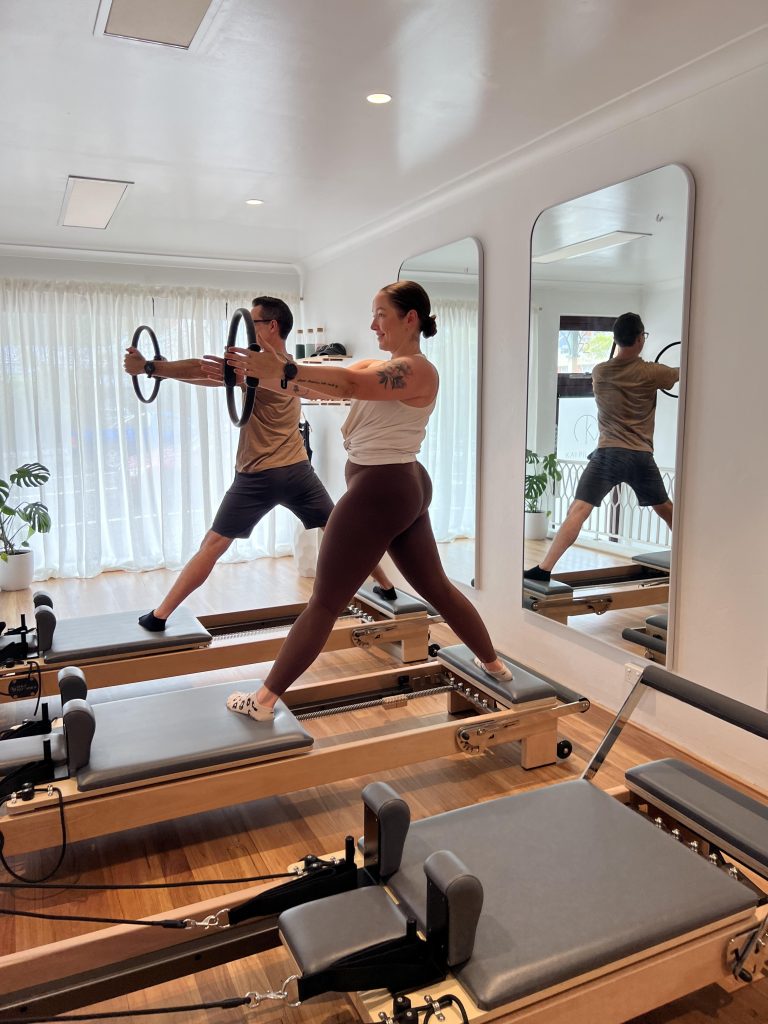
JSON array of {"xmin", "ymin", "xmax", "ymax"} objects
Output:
[
  {"xmin": 420, "ymin": 299, "xmax": 478, "ymax": 541},
  {"xmin": 0, "ymin": 279, "xmax": 299, "ymax": 580}
]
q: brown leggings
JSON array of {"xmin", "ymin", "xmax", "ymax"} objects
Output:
[{"xmin": 263, "ymin": 460, "xmax": 497, "ymax": 698}]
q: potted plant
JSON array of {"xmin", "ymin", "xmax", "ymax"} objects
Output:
[
  {"xmin": 0, "ymin": 462, "xmax": 52, "ymax": 591},
  {"xmin": 524, "ymin": 450, "xmax": 561, "ymax": 541}
]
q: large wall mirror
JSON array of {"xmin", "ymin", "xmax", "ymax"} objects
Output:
[
  {"xmin": 523, "ymin": 165, "xmax": 693, "ymax": 665},
  {"xmin": 399, "ymin": 237, "xmax": 482, "ymax": 588}
]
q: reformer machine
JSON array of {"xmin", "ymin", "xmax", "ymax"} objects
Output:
[
  {"xmin": 523, "ymin": 549, "xmax": 671, "ymax": 622},
  {"xmin": 0, "ymin": 644, "xmax": 585, "ymax": 856},
  {"xmin": 0, "ymin": 584, "xmax": 439, "ymax": 701},
  {"xmin": 2, "ymin": 664, "xmax": 764, "ymax": 1024}
]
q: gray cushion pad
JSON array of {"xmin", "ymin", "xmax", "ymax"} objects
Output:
[
  {"xmin": 76, "ymin": 682, "xmax": 312, "ymax": 791},
  {"xmin": 386, "ymin": 780, "xmax": 757, "ymax": 1009},
  {"xmin": 437, "ymin": 644, "xmax": 558, "ymax": 705},
  {"xmin": 631, "ymin": 549, "xmax": 671, "ymax": 572},
  {"xmin": 43, "ymin": 607, "xmax": 212, "ymax": 664},
  {"xmin": 646, "ymin": 613, "xmax": 668, "ymax": 631},
  {"xmin": 356, "ymin": 584, "xmax": 434, "ymax": 617},
  {"xmin": 280, "ymin": 887, "xmax": 407, "ymax": 976},
  {"xmin": 522, "ymin": 577, "xmax": 573, "ymax": 596},
  {"xmin": 626, "ymin": 759, "xmax": 768, "ymax": 877}
]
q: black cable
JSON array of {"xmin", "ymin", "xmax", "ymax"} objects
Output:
[
  {"xmin": 0, "ymin": 907, "xmax": 187, "ymax": 929},
  {"xmin": 0, "ymin": 786, "xmax": 66, "ymax": 882},
  {"xmin": 423, "ymin": 994, "xmax": 470, "ymax": 1024},
  {"xmin": 0, "ymin": 995, "xmax": 252, "ymax": 1022}
]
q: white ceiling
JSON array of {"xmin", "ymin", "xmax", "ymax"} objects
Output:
[{"xmin": 1, "ymin": 0, "xmax": 766, "ymax": 267}]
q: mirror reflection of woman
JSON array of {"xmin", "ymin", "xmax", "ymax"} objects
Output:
[{"xmin": 211, "ymin": 280, "xmax": 511, "ymax": 720}]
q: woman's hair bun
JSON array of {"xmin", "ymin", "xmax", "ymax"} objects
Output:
[{"xmin": 422, "ymin": 314, "xmax": 438, "ymax": 338}]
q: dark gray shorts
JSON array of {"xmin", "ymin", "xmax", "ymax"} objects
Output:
[
  {"xmin": 211, "ymin": 461, "xmax": 334, "ymax": 539},
  {"xmin": 574, "ymin": 448, "xmax": 669, "ymax": 507}
]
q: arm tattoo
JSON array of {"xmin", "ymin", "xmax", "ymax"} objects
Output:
[{"xmin": 376, "ymin": 361, "xmax": 412, "ymax": 390}]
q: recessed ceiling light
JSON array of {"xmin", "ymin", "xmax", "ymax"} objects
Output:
[
  {"xmin": 245, "ymin": 198, "xmax": 264, "ymax": 206},
  {"xmin": 532, "ymin": 231, "xmax": 651, "ymax": 264},
  {"xmin": 366, "ymin": 93, "xmax": 392, "ymax": 104}
]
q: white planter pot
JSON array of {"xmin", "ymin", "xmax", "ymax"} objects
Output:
[
  {"xmin": 0, "ymin": 549, "xmax": 35, "ymax": 591},
  {"xmin": 524, "ymin": 510, "xmax": 549, "ymax": 541}
]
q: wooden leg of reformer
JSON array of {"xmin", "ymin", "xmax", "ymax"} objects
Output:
[{"xmin": 520, "ymin": 727, "xmax": 557, "ymax": 769}]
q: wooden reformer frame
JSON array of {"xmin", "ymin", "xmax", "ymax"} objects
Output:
[
  {"xmin": 0, "ymin": 658, "xmax": 587, "ymax": 856},
  {"xmin": 3, "ymin": 667, "xmax": 763, "ymax": 1024},
  {"xmin": 1, "ymin": 592, "xmax": 438, "ymax": 698},
  {"xmin": 524, "ymin": 563, "xmax": 670, "ymax": 623}
]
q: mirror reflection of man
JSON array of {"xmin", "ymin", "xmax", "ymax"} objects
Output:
[{"xmin": 524, "ymin": 312, "xmax": 679, "ymax": 583}]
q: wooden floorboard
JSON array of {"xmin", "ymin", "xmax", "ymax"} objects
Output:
[{"xmin": 0, "ymin": 557, "xmax": 765, "ymax": 1023}]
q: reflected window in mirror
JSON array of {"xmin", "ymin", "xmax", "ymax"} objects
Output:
[
  {"xmin": 524, "ymin": 165, "xmax": 693, "ymax": 667},
  {"xmin": 399, "ymin": 237, "xmax": 482, "ymax": 588}
]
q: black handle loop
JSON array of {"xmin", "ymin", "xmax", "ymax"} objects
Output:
[
  {"xmin": 224, "ymin": 308, "xmax": 260, "ymax": 427},
  {"xmin": 130, "ymin": 325, "xmax": 164, "ymax": 404},
  {"xmin": 654, "ymin": 340, "xmax": 681, "ymax": 397}
]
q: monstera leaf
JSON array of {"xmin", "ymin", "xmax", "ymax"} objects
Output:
[
  {"xmin": 0, "ymin": 462, "xmax": 52, "ymax": 556},
  {"xmin": 10, "ymin": 463, "xmax": 50, "ymax": 488}
]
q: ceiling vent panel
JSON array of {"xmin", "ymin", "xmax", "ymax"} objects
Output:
[
  {"xmin": 59, "ymin": 176, "xmax": 132, "ymax": 229},
  {"xmin": 96, "ymin": 0, "xmax": 218, "ymax": 50}
]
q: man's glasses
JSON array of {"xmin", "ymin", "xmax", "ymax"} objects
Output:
[{"xmin": 251, "ymin": 319, "xmax": 274, "ymax": 325}]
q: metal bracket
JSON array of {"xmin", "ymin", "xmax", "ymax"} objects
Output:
[
  {"xmin": 352, "ymin": 623, "xmax": 398, "ymax": 648},
  {"xmin": 183, "ymin": 909, "xmax": 230, "ymax": 930},
  {"xmin": 728, "ymin": 917, "xmax": 768, "ymax": 983}
]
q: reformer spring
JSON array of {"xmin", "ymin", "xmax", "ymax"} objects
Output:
[{"xmin": 295, "ymin": 683, "xmax": 454, "ymax": 720}]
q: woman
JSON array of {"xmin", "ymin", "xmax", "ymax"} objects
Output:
[{"xmin": 220, "ymin": 281, "xmax": 510, "ymax": 720}]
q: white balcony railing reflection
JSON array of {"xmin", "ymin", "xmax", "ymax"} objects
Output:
[{"xmin": 544, "ymin": 458, "xmax": 675, "ymax": 548}]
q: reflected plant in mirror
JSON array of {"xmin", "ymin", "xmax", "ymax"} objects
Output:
[
  {"xmin": 399, "ymin": 238, "xmax": 482, "ymax": 588},
  {"xmin": 523, "ymin": 165, "xmax": 693, "ymax": 666}
]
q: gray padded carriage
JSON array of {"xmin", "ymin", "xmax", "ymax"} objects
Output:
[
  {"xmin": 646, "ymin": 613, "xmax": 668, "ymax": 631},
  {"xmin": 384, "ymin": 780, "xmax": 757, "ymax": 1010},
  {"xmin": 76, "ymin": 681, "xmax": 313, "ymax": 791},
  {"xmin": 626, "ymin": 758, "xmax": 768, "ymax": 878},
  {"xmin": 437, "ymin": 644, "xmax": 563, "ymax": 707},
  {"xmin": 355, "ymin": 584, "xmax": 437, "ymax": 618},
  {"xmin": 42, "ymin": 607, "xmax": 212, "ymax": 664},
  {"xmin": 521, "ymin": 576, "xmax": 573, "ymax": 596},
  {"xmin": 631, "ymin": 549, "xmax": 671, "ymax": 572}
]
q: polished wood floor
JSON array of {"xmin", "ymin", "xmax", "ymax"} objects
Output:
[{"xmin": 0, "ymin": 558, "xmax": 765, "ymax": 1023}]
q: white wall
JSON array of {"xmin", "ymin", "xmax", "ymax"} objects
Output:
[{"xmin": 303, "ymin": 61, "xmax": 768, "ymax": 788}]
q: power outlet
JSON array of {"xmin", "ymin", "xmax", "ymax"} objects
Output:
[{"xmin": 624, "ymin": 662, "xmax": 644, "ymax": 687}]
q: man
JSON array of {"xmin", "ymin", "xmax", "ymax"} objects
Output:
[
  {"xmin": 524, "ymin": 312, "xmax": 678, "ymax": 583},
  {"xmin": 124, "ymin": 296, "xmax": 395, "ymax": 630}
]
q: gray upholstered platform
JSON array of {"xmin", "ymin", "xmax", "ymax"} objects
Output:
[
  {"xmin": 76, "ymin": 681, "xmax": 313, "ymax": 791},
  {"xmin": 626, "ymin": 759, "xmax": 768, "ymax": 878},
  {"xmin": 646, "ymin": 613, "xmax": 668, "ymax": 631},
  {"xmin": 355, "ymin": 584, "xmax": 436, "ymax": 617},
  {"xmin": 631, "ymin": 549, "xmax": 671, "ymax": 572},
  {"xmin": 385, "ymin": 780, "xmax": 757, "ymax": 1009},
  {"xmin": 43, "ymin": 607, "xmax": 212, "ymax": 664},
  {"xmin": 521, "ymin": 577, "xmax": 572, "ymax": 596},
  {"xmin": 437, "ymin": 644, "xmax": 559, "ymax": 706}
]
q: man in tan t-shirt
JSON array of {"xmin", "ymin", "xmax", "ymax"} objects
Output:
[
  {"xmin": 524, "ymin": 312, "xmax": 679, "ymax": 582},
  {"xmin": 124, "ymin": 297, "xmax": 394, "ymax": 629}
]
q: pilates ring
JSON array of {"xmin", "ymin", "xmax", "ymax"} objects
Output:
[
  {"xmin": 654, "ymin": 340, "xmax": 681, "ymax": 398},
  {"xmin": 224, "ymin": 308, "xmax": 260, "ymax": 427},
  {"xmin": 130, "ymin": 325, "xmax": 164, "ymax": 404}
]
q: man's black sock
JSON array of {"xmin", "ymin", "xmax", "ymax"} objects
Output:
[
  {"xmin": 138, "ymin": 610, "xmax": 167, "ymax": 632},
  {"xmin": 373, "ymin": 585, "xmax": 398, "ymax": 601},
  {"xmin": 523, "ymin": 565, "xmax": 551, "ymax": 582}
]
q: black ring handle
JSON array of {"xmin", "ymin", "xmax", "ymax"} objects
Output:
[
  {"xmin": 224, "ymin": 308, "xmax": 260, "ymax": 427},
  {"xmin": 655, "ymin": 340, "xmax": 681, "ymax": 398},
  {"xmin": 130, "ymin": 325, "xmax": 164, "ymax": 404}
]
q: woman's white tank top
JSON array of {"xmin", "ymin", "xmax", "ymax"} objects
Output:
[{"xmin": 341, "ymin": 397, "xmax": 437, "ymax": 465}]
